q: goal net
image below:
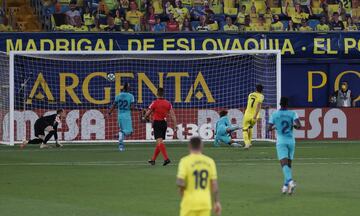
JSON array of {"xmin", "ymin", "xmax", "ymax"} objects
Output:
[{"xmin": 2, "ymin": 51, "xmax": 280, "ymax": 145}]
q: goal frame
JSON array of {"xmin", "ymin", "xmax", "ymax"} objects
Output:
[{"xmin": 8, "ymin": 50, "xmax": 281, "ymax": 146}]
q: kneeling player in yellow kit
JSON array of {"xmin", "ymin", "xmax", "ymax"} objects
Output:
[
  {"xmin": 176, "ymin": 137, "xmax": 222, "ymax": 216},
  {"xmin": 243, "ymin": 84, "xmax": 264, "ymax": 149}
]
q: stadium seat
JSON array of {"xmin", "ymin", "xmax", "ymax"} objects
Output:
[
  {"xmin": 328, "ymin": 4, "xmax": 338, "ymax": 15},
  {"xmin": 282, "ymin": 20, "xmax": 289, "ymax": 30},
  {"xmin": 308, "ymin": 19, "xmax": 320, "ymax": 29},
  {"xmin": 312, "ymin": 7, "xmax": 322, "ymax": 15},
  {"xmin": 271, "ymin": 7, "xmax": 282, "ymax": 15},
  {"xmin": 191, "ymin": 21, "xmax": 200, "ymax": 30},
  {"xmin": 224, "ymin": 7, "xmax": 238, "ymax": 16}
]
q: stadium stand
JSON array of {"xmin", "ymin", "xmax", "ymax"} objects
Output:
[
  {"xmin": 1, "ymin": 0, "xmax": 359, "ymax": 31},
  {"xmin": 0, "ymin": 0, "xmax": 41, "ymax": 31}
]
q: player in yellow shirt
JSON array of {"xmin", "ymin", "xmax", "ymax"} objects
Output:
[
  {"xmin": 177, "ymin": 137, "xmax": 221, "ymax": 216},
  {"xmin": 242, "ymin": 84, "xmax": 264, "ymax": 149}
]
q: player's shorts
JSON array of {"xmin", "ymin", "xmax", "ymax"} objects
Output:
[
  {"xmin": 118, "ymin": 114, "xmax": 133, "ymax": 135},
  {"xmin": 215, "ymin": 135, "xmax": 231, "ymax": 145},
  {"xmin": 153, "ymin": 120, "xmax": 167, "ymax": 139},
  {"xmin": 242, "ymin": 114, "xmax": 257, "ymax": 130},
  {"xmin": 34, "ymin": 120, "xmax": 47, "ymax": 137},
  {"xmin": 180, "ymin": 209, "xmax": 211, "ymax": 216},
  {"xmin": 276, "ymin": 143, "xmax": 295, "ymax": 160}
]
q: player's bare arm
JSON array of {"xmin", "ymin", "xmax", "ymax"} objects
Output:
[
  {"xmin": 169, "ymin": 109, "xmax": 177, "ymax": 130},
  {"xmin": 267, "ymin": 123, "xmax": 275, "ymax": 132},
  {"xmin": 108, "ymin": 102, "xmax": 116, "ymax": 115},
  {"xmin": 253, "ymin": 102, "xmax": 262, "ymax": 120},
  {"xmin": 176, "ymin": 178, "xmax": 185, "ymax": 197},
  {"xmin": 144, "ymin": 109, "xmax": 153, "ymax": 120},
  {"xmin": 211, "ymin": 179, "xmax": 222, "ymax": 216},
  {"xmin": 294, "ymin": 119, "xmax": 301, "ymax": 129}
]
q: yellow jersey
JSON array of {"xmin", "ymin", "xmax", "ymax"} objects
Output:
[
  {"xmin": 271, "ymin": 22, "xmax": 284, "ymax": 31},
  {"xmin": 126, "ymin": 10, "xmax": 143, "ymax": 25},
  {"xmin": 224, "ymin": 24, "xmax": 239, "ymax": 31},
  {"xmin": 74, "ymin": 26, "xmax": 89, "ymax": 31},
  {"xmin": 289, "ymin": 11, "xmax": 309, "ymax": 24},
  {"xmin": 253, "ymin": 24, "xmax": 270, "ymax": 31},
  {"xmin": 152, "ymin": 0, "xmax": 163, "ymax": 14},
  {"xmin": 299, "ymin": 26, "xmax": 312, "ymax": 31},
  {"xmin": 83, "ymin": 13, "xmax": 94, "ymax": 26},
  {"xmin": 316, "ymin": 24, "xmax": 329, "ymax": 31},
  {"xmin": 177, "ymin": 153, "xmax": 217, "ymax": 211},
  {"xmin": 236, "ymin": 12, "xmax": 247, "ymax": 24},
  {"xmin": 245, "ymin": 91, "xmax": 264, "ymax": 117}
]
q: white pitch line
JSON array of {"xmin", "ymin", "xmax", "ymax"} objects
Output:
[
  {"xmin": 0, "ymin": 161, "xmax": 359, "ymax": 166},
  {"xmin": 0, "ymin": 145, "xmax": 351, "ymax": 152}
]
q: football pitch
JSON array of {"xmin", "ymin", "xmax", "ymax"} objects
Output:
[{"xmin": 0, "ymin": 141, "xmax": 359, "ymax": 216}]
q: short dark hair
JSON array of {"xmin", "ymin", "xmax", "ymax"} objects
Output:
[
  {"xmin": 190, "ymin": 136, "xmax": 202, "ymax": 150},
  {"xmin": 157, "ymin": 87, "xmax": 164, "ymax": 97},
  {"xmin": 123, "ymin": 83, "xmax": 130, "ymax": 91},
  {"xmin": 280, "ymin": 97, "xmax": 288, "ymax": 107},
  {"xmin": 256, "ymin": 84, "xmax": 263, "ymax": 93},
  {"xmin": 333, "ymin": 12, "xmax": 339, "ymax": 16},
  {"xmin": 56, "ymin": 109, "xmax": 64, "ymax": 114},
  {"xmin": 219, "ymin": 110, "xmax": 228, "ymax": 117}
]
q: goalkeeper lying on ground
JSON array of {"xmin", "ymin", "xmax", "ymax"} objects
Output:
[
  {"xmin": 20, "ymin": 109, "xmax": 66, "ymax": 149},
  {"xmin": 214, "ymin": 110, "xmax": 242, "ymax": 147}
]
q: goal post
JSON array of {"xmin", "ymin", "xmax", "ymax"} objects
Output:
[{"xmin": 3, "ymin": 50, "xmax": 281, "ymax": 146}]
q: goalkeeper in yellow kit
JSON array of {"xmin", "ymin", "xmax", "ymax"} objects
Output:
[{"xmin": 243, "ymin": 84, "xmax": 264, "ymax": 149}]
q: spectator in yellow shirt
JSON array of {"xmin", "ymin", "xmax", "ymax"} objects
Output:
[
  {"xmin": 0, "ymin": 17, "xmax": 13, "ymax": 32},
  {"xmin": 299, "ymin": 18, "xmax": 313, "ymax": 31},
  {"xmin": 240, "ymin": 15, "xmax": 254, "ymax": 31},
  {"xmin": 236, "ymin": 5, "xmax": 247, "ymax": 25},
  {"xmin": 253, "ymin": 15, "xmax": 270, "ymax": 31},
  {"xmin": 91, "ymin": 18, "xmax": 102, "ymax": 31},
  {"xmin": 319, "ymin": 3, "xmax": 330, "ymax": 24},
  {"xmin": 122, "ymin": 20, "xmax": 135, "ymax": 31},
  {"xmin": 126, "ymin": 1, "xmax": 143, "ymax": 31},
  {"xmin": 174, "ymin": 0, "xmax": 190, "ymax": 25},
  {"xmin": 338, "ymin": 2, "xmax": 346, "ymax": 21},
  {"xmin": 315, "ymin": 16, "xmax": 330, "ymax": 31},
  {"xmin": 56, "ymin": 15, "xmax": 75, "ymax": 31},
  {"xmin": 73, "ymin": 16, "xmax": 89, "ymax": 31},
  {"xmin": 285, "ymin": 2, "xmax": 310, "ymax": 28},
  {"xmin": 249, "ymin": 4, "xmax": 259, "ymax": 24},
  {"xmin": 223, "ymin": 16, "xmax": 239, "ymax": 31},
  {"xmin": 83, "ymin": 7, "xmax": 95, "ymax": 29},
  {"xmin": 346, "ymin": 16, "xmax": 358, "ymax": 31},
  {"xmin": 270, "ymin": 15, "xmax": 284, "ymax": 31},
  {"xmin": 151, "ymin": 0, "xmax": 164, "ymax": 15},
  {"xmin": 285, "ymin": 19, "xmax": 297, "ymax": 31},
  {"xmin": 264, "ymin": 7, "xmax": 273, "ymax": 25}
]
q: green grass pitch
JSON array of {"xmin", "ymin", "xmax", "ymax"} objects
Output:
[{"xmin": 0, "ymin": 141, "xmax": 360, "ymax": 216}]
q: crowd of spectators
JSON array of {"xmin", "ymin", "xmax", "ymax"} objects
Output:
[
  {"xmin": 25, "ymin": 0, "xmax": 360, "ymax": 32},
  {"xmin": 0, "ymin": 7, "xmax": 15, "ymax": 32}
]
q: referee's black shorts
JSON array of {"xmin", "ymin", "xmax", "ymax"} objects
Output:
[
  {"xmin": 34, "ymin": 119, "xmax": 47, "ymax": 137},
  {"xmin": 153, "ymin": 120, "xmax": 167, "ymax": 139}
]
